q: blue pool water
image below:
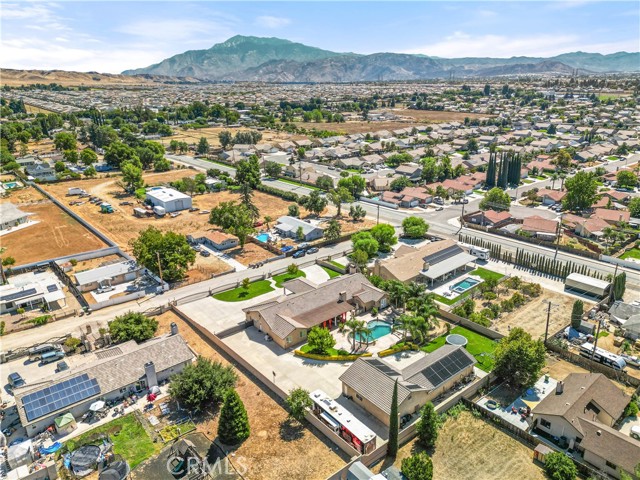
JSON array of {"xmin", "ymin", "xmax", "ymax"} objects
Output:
[
  {"xmin": 256, "ymin": 233, "xmax": 270, "ymax": 243},
  {"xmin": 354, "ymin": 320, "xmax": 392, "ymax": 342},
  {"xmin": 451, "ymin": 277, "xmax": 480, "ymax": 294},
  {"xmin": 3, "ymin": 182, "xmax": 18, "ymax": 189}
]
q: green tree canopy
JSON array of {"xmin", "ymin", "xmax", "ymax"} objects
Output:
[
  {"xmin": 315, "ymin": 175, "xmax": 334, "ymax": 191},
  {"xmin": 386, "ymin": 153, "xmax": 413, "ymax": 168},
  {"xmin": 104, "ymin": 142, "xmax": 139, "ymax": 168},
  {"xmin": 108, "ymin": 311, "xmax": 158, "ymax": 343},
  {"xmin": 479, "ymin": 187, "xmax": 511, "ymax": 212},
  {"xmin": 327, "ymin": 187, "xmax": 353, "ymax": 217},
  {"xmin": 563, "ymin": 171, "xmax": 598, "ymax": 211},
  {"xmin": 338, "ymin": 175, "xmax": 366, "ymax": 198},
  {"xmin": 370, "ymin": 223, "xmax": 397, "ymax": 253},
  {"xmin": 299, "ymin": 190, "xmax": 328, "ymax": 216},
  {"xmin": 54, "ymin": 132, "xmax": 77, "ymax": 151},
  {"xmin": 218, "ymin": 388, "xmax": 250, "ymax": 445},
  {"xmin": 402, "ymin": 216, "xmax": 429, "ymax": 238},
  {"xmin": 494, "ymin": 328, "xmax": 546, "ymax": 388},
  {"xmin": 352, "ymin": 231, "xmax": 379, "ymax": 258},
  {"xmin": 264, "ymin": 161, "xmax": 282, "ymax": 178},
  {"xmin": 120, "ymin": 160, "xmax": 143, "ymax": 192},
  {"xmin": 390, "ymin": 176, "xmax": 413, "ymax": 192},
  {"xmin": 544, "ymin": 452, "xmax": 577, "ymax": 480},
  {"xmin": 209, "ymin": 202, "xmax": 255, "ymax": 247},
  {"xmin": 131, "ymin": 227, "xmax": 195, "ymax": 282},
  {"xmin": 80, "ymin": 148, "xmax": 98, "ymax": 165},
  {"xmin": 571, "ymin": 300, "xmax": 584, "ymax": 330},
  {"xmin": 401, "ymin": 452, "xmax": 433, "ymax": 480},
  {"xmin": 349, "ymin": 205, "xmax": 366, "ymax": 221},
  {"xmin": 286, "ymin": 388, "xmax": 313, "ymax": 423},
  {"xmin": 617, "ymin": 170, "xmax": 638, "ymax": 190},
  {"xmin": 306, "ymin": 326, "xmax": 336, "ymax": 355},
  {"xmin": 235, "ymin": 155, "xmax": 261, "ymax": 188},
  {"xmin": 168, "ymin": 357, "xmax": 237, "ymax": 411},
  {"xmin": 416, "ymin": 402, "xmax": 439, "ymax": 448},
  {"xmin": 196, "ymin": 137, "xmax": 209, "ymax": 155},
  {"xmin": 629, "ymin": 197, "xmax": 640, "ymax": 218},
  {"xmin": 325, "ymin": 219, "xmax": 342, "ymax": 241}
]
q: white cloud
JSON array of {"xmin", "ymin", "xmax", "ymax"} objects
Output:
[
  {"xmin": 404, "ymin": 31, "xmax": 639, "ymax": 58},
  {"xmin": 1, "ymin": 2, "xmax": 68, "ymax": 30},
  {"xmin": 255, "ymin": 15, "xmax": 290, "ymax": 29},
  {"xmin": 116, "ymin": 19, "xmax": 233, "ymax": 42}
]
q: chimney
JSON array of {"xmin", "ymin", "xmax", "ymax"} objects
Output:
[
  {"xmin": 338, "ymin": 291, "xmax": 347, "ymax": 302},
  {"xmin": 556, "ymin": 381, "xmax": 564, "ymax": 395},
  {"xmin": 144, "ymin": 361, "xmax": 158, "ymax": 388},
  {"xmin": 170, "ymin": 322, "xmax": 178, "ymax": 336},
  {"xmin": 423, "ymin": 261, "xmax": 429, "ymax": 271}
]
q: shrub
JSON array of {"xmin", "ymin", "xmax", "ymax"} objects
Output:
[
  {"xmin": 511, "ymin": 291, "xmax": 526, "ymax": 307},
  {"xmin": 469, "ymin": 312, "xmax": 491, "ymax": 327},
  {"xmin": 28, "ymin": 315, "xmax": 51, "ymax": 326},
  {"xmin": 287, "ymin": 263, "xmax": 299, "ymax": 275},
  {"xmin": 306, "ymin": 326, "xmax": 336, "ymax": 355},
  {"xmin": 69, "ymin": 259, "xmax": 78, "ymax": 266},
  {"xmin": 416, "ymin": 402, "xmax": 439, "ymax": 448},
  {"xmin": 483, "ymin": 291, "xmax": 497, "ymax": 301},
  {"xmin": 286, "ymin": 388, "xmax": 313, "ymax": 422},
  {"xmin": 256, "ymin": 183, "xmax": 300, "ymax": 202},
  {"xmin": 522, "ymin": 282, "xmax": 542, "ymax": 297},
  {"xmin": 16, "ymin": 307, "xmax": 25, "ymax": 315},
  {"xmin": 624, "ymin": 397, "xmax": 639, "ymax": 418},
  {"xmin": 109, "ymin": 311, "xmax": 158, "ymax": 343},
  {"xmin": 64, "ymin": 337, "xmax": 82, "ymax": 352},
  {"xmin": 0, "ymin": 321, "xmax": 5, "ymax": 336},
  {"xmin": 544, "ymin": 452, "xmax": 577, "ymax": 480},
  {"xmin": 2, "ymin": 256, "xmax": 15, "ymax": 266},
  {"xmin": 169, "ymin": 356, "xmax": 237, "ymax": 411},
  {"xmin": 500, "ymin": 299, "xmax": 514, "ymax": 312},
  {"xmin": 401, "ymin": 452, "xmax": 433, "ymax": 480}
]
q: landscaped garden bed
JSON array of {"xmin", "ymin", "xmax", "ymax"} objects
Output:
[
  {"xmin": 158, "ymin": 419, "xmax": 196, "ymax": 443},
  {"xmin": 422, "ymin": 326, "xmax": 497, "ymax": 372},
  {"xmin": 213, "ymin": 279, "xmax": 275, "ymax": 302}
]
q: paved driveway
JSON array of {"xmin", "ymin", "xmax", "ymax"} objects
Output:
[{"xmin": 302, "ymin": 264, "xmax": 330, "ymax": 284}]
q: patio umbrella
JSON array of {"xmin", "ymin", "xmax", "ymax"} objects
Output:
[{"xmin": 89, "ymin": 400, "xmax": 105, "ymax": 412}]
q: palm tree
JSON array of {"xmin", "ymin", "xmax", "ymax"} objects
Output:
[
  {"xmin": 386, "ymin": 281, "xmax": 407, "ymax": 309},
  {"xmin": 393, "ymin": 314, "xmax": 413, "ymax": 343},
  {"xmin": 413, "ymin": 294, "xmax": 439, "ymax": 331},
  {"xmin": 550, "ymin": 172, "xmax": 559, "ymax": 189},
  {"xmin": 408, "ymin": 316, "xmax": 431, "ymax": 345},
  {"xmin": 405, "ymin": 282, "xmax": 427, "ymax": 310},
  {"xmin": 344, "ymin": 316, "xmax": 362, "ymax": 352},
  {"xmin": 602, "ymin": 226, "xmax": 614, "ymax": 248},
  {"xmin": 559, "ymin": 172, "xmax": 567, "ymax": 190},
  {"xmin": 263, "ymin": 215, "xmax": 272, "ymax": 229}
]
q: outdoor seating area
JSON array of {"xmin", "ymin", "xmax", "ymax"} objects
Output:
[
  {"xmin": 430, "ymin": 273, "xmax": 484, "ymax": 300},
  {"xmin": 476, "ymin": 375, "xmax": 558, "ymax": 430}
]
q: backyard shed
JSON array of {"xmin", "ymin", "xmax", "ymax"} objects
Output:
[
  {"xmin": 7, "ymin": 440, "xmax": 33, "ymax": 469},
  {"xmin": 564, "ymin": 273, "xmax": 611, "ymax": 299},
  {"xmin": 145, "ymin": 187, "xmax": 192, "ymax": 213},
  {"xmin": 533, "ymin": 443, "xmax": 553, "ymax": 463},
  {"xmin": 54, "ymin": 412, "xmax": 77, "ymax": 435}
]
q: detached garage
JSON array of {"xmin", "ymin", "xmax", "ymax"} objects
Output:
[{"xmin": 145, "ymin": 187, "xmax": 192, "ymax": 213}]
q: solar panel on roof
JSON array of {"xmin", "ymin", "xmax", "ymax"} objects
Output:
[
  {"xmin": 1, "ymin": 287, "xmax": 38, "ymax": 303},
  {"xmin": 46, "ymin": 284, "xmax": 58, "ymax": 293},
  {"xmin": 22, "ymin": 373, "xmax": 100, "ymax": 422},
  {"xmin": 423, "ymin": 245, "xmax": 463, "ymax": 266}
]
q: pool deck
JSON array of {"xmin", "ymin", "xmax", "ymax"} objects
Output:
[
  {"xmin": 430, "ymin": 273, "xmax": 484, "ymax": 300},
  {"xmin": 476, "ymin": 375, "xmax": 558, "ymax": 430}
]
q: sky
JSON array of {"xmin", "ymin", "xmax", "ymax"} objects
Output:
[{"xmin": 2, "ymin": 1, "xmax": 639, "ymax": 73}]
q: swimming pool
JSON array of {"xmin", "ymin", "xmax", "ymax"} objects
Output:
[
  {"xmin": 354, "ymin": 320, "xmax": 392, "ymax": 342},
  {"xmin": 255, "ymin": 233, "xmax": 270, "ymax": 243},
  {"xmin": 3, "ymin": 182, "xmax": 19, "ymax": 189},
  {"xmin": 451, "ymin": 277, "xmax": 480, "ymax": 294}
]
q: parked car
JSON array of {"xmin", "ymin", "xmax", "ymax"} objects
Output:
[
  {"xmin": 192, "ymin": 244, "xmax": 202, "ymax": 252},
  {"xmin": 400, "ymin": 414, "xmax": 412, "ymax": 428},
  {"xmin": 631, "ymin": 425, "xmax": 640, "ymax": 440},
  {"xmin": 306, "ymin": 247, "xmax": 319, "ymax": 254},
  {"xmin": 56, "ymin": 361, "xmax": 69, "ymax": 373},
  {"xmin": 292, "ymin": 250, "xmax": 306, "ymax": 258},
  {"xmin": 96, "ymin": 285, "xmax": 115, "ymax": 294},
  {"xmin": 200, "ymin": 250, "xmax": 211, "ymax": 257},
  {"xmin": 7, "ymin": 372, "xmax": 25, "ymax": 389},
  {"xmin": 434, "ymin": 198, "xmax": 444, "ymax": 205},
  {"xmin": 435, "ymin": 206, "xmax": 444, "ymax": 211}
]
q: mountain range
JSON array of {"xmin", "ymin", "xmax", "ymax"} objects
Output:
[{"xmin": 123, "ymin": 35, "xmax": 640, "ymax": 82}]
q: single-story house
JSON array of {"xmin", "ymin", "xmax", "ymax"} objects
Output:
[
  {"xmin": 592, "ymin": 208, "xmax": 631, "ymax": 225},
  {"xmin": 531, "ymin": 373, "xmax": 637, "ymax": 480},
  {"xmin": 340, "ymin": 345, "xmax": 476, "ymax": 426},
  {"xmin": 395, "ymin": 163, "xmax": 423, "ymax": 180},
  {"xmin": 521, "ymin": 216, "xmax": 558, "ymax": 239},
  {"xmin": 466, "ymin": 209, "xmax": 512, "ymax": 227},
  {"xmin": 608, "ymin": 301, "xmax": 640, "ymax": 326},
  {"xmin": 336, "ymin": 157, "xmax": 365, "ymax": 170},
  {"xmin": 14, "ymin": 333, "xmax": 195, "ymax": 437},
  {"xmin": 244, "ymin": 274, "xmax": 387, "ymax": 349},
  {"xmin": 574, "ymin": 217, "xmax": 610, "ymax": 239},
  {"xmin": 74, "ymin": 261, "xmax": 141, "ymax": 292},
  {"xmin": 0, "ymin": 203, "xmax": 34, "ymax": 232},
  {"xmin": 0, "ymin": 271, "xmax": 66, "ymax": 314},
  {"xmin": 145, "ymin": 187, "xmax": 192, "ymax": 213},
  {"xmin": 397, "ymin": 186, "xmax": 433, "ymax": 206},
  {"xmin": 373, "ymin": 239, "xmax": 476, "ymax": 285},
  {"xmin": 25, "ymin": 162, "xmax": 57, "ymax": 182},
  {"xmin": 274, "ymin": 216, "xmax": 324, "ymax": 242},
  {"xmin": 537, "ymin": 189, "xmax": 566, "ymax": 206},
  {"xmin": 441, "ymin": 179, "xmax": 473, "ymax": 196},
  {"xmin": 197, "ymin": 230, "xmax": 239, "ymax": 250}
]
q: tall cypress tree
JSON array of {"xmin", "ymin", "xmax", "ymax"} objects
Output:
[
  {"xmin": 218, "ymin": 388, "xmax": 250, "ymax": 445},
  {"xmin": 388, "ymin": 380, "xmax": 399, "ymax": 457}
]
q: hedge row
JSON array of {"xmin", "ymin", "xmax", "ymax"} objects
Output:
[
  {"xmin": 378, "ymin": 342, "xmax": 419, "ymax": 358},
  {"xmin": 293, "ymin": 350, "xmax": 372, "ymax": 361},
  {"xmin": 256, "ymin": 183, "xmax": 300, "ymax": 202}
]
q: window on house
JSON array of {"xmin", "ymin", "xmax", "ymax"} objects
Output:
[
  {"xmin": 300, "ymin": 331, "xmax": 305, "ymax": 338},
  {"xmin": 356, "ymin": 394, "xmax": 363, "ymax": 401},
  {"xmin": 540, "ymin": 419, "xmax": 551, "ymax": 429},
  {"xmin": 605, "ymin": 461, "xmax": 617, "ymax": 470},
  {"xmin": 286, "ymin": 336, "xmax": 292, "ymax": 343}
]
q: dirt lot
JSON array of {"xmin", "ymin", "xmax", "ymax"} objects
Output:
[
  {"xmin": 371, "ymin": 411, "xmax": 544, "ymax": 480},
  {"xmin": 543, "ymin": 355, "xmax": 637, "ymax": 396},
  {"xmin": 394, "ymin": 109, "xmax": 494, "ymax": 123},
  {"xmin": 41, "ymin": 172, "xmax": 291, "ymax": 267},
  {"xmin": 163, "ymin": 126, "xmax": 307, "ymax": 149},
  {"xmin": 1, "ymin": 186, "xmax": 107, "ymax": 265},
  {"xmin": 153, "ymin": 310, "xmax": 348, "ymax": 480},
  {"xmin": 492, "ymin": 288, "xmax": 593, "ymax": 340}
]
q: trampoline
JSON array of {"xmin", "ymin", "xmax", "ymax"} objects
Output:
[
  {"xmin": 446, "ymin": 334, "xmax": 468, "ymax": 347},
  {"xmin": 70, "ymin": 445, "xmax": 101, "ymax": 476},
  {"xmin": 99, "ymin": 461, "xmax": 130, "ymax": 480}
]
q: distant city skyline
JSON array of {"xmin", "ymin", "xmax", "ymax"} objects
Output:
[{"xmin": 2, "ymin": 1, "xmax": 638, "ymax": 73}]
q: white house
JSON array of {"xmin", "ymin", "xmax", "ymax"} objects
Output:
[{"xmin": 145, "ymin": 187, "xmax": 192, "ymax": 213}]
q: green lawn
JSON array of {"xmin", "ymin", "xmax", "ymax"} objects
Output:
[
  {"xmin": 213, "ymin": 280, "xmax": 275, "ymax": 302},
  {"xmin": 473, "ymin": 189, "xmax": 485, "ymax": 196},
  {"xmin": 533, "ymin": 175, "xmax": 547, "ymax": 180},
  {"xmin": 522, "ymin": 179, "xmax": 535, "ymax": 184},
  {"xmin": 278, "ymin": 178, "xmax": 320, "ymax": 190},
  {"xmin": 433, "ymin": 268, "xmax": 504, "ymax": 306},
  {"xmin": 321, "ymin": 266, "xmax": 342, "ymax": 279},
  {"xmin": 65, "ymin": 414, "xmax": 160, "ymax": 469},
  {"xmin": 422, "ymin": 326, "xmax": 497, "ymax": 372},
  {"xmin": 606, "ymin": 156, "xmax": 618, "ymax": 161},
  {"xmin": 328, "ymin": 259, "xmax": 346, "ymax": 269},
  {"xmin": 272, "ymin": 270, "xmax": 306, "ymax": 287},
  {"xmin": 621, "ymin": 248, "xmax": 640, "ymax": 260},
  {"xmin": 207, "ymin": 159, "xmax": 236, "ymax": 169}
]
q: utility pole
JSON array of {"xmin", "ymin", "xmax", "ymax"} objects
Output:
[
  {"xmin": 553, "ymin": 216, "xmax": 562, "ymax": 260},
  {"xmin": 376, "ymin": 204, "xmax": 380, "ymax": 225},
  {"xmin": 589, "ymin": 319, "xmax": 602, "ymax": 371},
  {"xmin": 543, "ymin": 300, "xmax": 558, "ymax": 344},
  {"xmin": 456, "ymin": 200, "xmax": 466, "ymax": 234},
  {"xmin": 156, "ymin": 251, "xmax": 163, "ymax": 283}
]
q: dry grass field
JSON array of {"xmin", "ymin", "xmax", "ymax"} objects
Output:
[
  {"xmin": 41, "ymin": 172, "xmax": 296, "ymax": 268},
  {"xmin": 491, "ymin": 288, "xmax": 592, "ymax": 340},
  {"xmin": 543, "ymin": 355, "xmax": 637, "ymax": 395},
  {"xmin": 394, "ymin": 108, "xmax": 493, "ymax": 123},
  {"xmin": 371, "ymin": 411, "xmax": 544, "ymax": 480},
  {"xmin": 154, "ymin": 310, "xmax": 348, "ymax": 480},
  {"xmin": 0, "ymin": 185, "xmax": 106, "ymax": 265},
  {"xmin": 163, "ymin": 126, "xmax": 306, "ymax": 148}
]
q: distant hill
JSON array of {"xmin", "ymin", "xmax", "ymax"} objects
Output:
[
  {"xmin": 122, "ymin": 35, "xmax": 344, "ymax": 78},
  {"xmin": 122, "ymin": 35, "xmax": 640, "ymax": 81},
  {"xmin": 0, "ymin": 68, "xmax": 201, "ymax": 87}
]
